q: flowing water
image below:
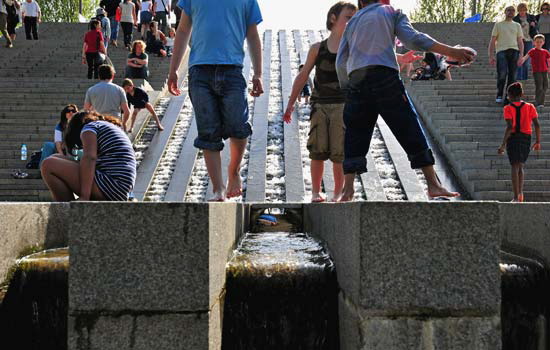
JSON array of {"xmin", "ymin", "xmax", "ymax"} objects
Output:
[
  {"xmin": 222, "ymin": 230, "xmax": 339, "ymax": 350},
  {"xmin": 500, "ymin": 251, "xmax": 550, "ymax": 350}
]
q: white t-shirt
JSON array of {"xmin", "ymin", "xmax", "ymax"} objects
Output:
[
  {"xmin": 155, "ymin": 0, "xmax": 168, "ymax": 12},
  {"xmin": 141, "ymin": 0, "xmax": 152, "ymax": 12},
  {"xmin": 22, "ymin": 1, "xmax": 40, "ymax": 17},
  {"xmin": 0, "ymin": 2, "xmax": 7, "ymax": 14}
]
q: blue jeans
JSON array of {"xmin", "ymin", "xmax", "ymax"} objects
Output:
[
  {"xmin": 342, "ymin": 66, "xmax": 434, "ymax": 174},
  {"xmin": 188, "ymin": 65, "xmax": 252, "ymax": 151},
  {"xmin": 516, "ymin": 40, "xmax": 533, "ymax": 81},
  {"xmin": 39, "ymin": 142, "xmax": 56, "ymax": 167},
  {"xmin": 497, "ymin": 49, "xmax": 519, "ymax": 98},
  {"xmin": 108, "ymin": 16, "xmax": 119, "ymax": 41}
]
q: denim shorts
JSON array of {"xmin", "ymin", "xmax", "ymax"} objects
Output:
[{"xmin": 189, "ymin": 65, "xmax": 252, "ymax": 151}]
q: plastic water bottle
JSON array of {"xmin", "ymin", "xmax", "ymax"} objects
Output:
[{"xmin": 21, "ymin": 144, "xmax": 27, "ymax": 161}]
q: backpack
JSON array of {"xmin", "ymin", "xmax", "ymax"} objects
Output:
[
  {"xmin": 3, "ymin": 0, "xmax": 17, "ymax": 18},
  {"xmin": 26, "ymin": 151, "xmax": 42, "ymax": 169}
]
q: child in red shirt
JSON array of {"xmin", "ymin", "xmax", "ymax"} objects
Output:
[
  {"xmin": 498, "ymin": 82, "xmax": 541, "ymax": 202},
  {"xmin": 517, "ymin": 34, "xmax": 550, "ymax": 107}
]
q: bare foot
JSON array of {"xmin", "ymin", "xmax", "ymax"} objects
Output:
[
  {"xmin": 157, "ymin": 124, "xmax": 164, "ymax": 131},
  {"xmin": 311, "ymin": 192, "xmax": 325, "ymax": 203},
  {"xmin": 208, "ymin": 189, "xmax": 226, "ymax": 202},
  {"xmin": 427, "ymin": 185, "xmax": 460, "ymax": 199},
  {"xmin": 339, "ymin": 189, "xmax": 354, "ymax": 202},
  {"xmin": 331, "ymin": 191, "xmax": 342, "ymax": 202},
  {"xmin": 226, "ymin": 174, "xmax": 242, "ymax": 198},
  {"xmin": 518, "ymin": 194, "xmax": 524, "ymax": 202}
]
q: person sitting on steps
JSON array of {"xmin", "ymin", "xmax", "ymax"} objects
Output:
[{"xmin": 122, "ymin": 78, "xmax": 164, "ymax": 133}]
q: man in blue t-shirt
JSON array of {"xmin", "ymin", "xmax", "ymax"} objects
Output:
[{"xmin": 168, "ymin": 0, "xmax": 263, "ymax": 201}]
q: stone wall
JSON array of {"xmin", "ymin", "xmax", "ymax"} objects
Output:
[
  {"xmin": 68, "ymin": 202, "xmax": 243, "ymax": 350},
  {"xmin": 305, "ymin": 202, "xmax": 502, "ymax": 350}
]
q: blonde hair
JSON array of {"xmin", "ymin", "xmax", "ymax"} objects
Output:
[
  {"xmin": 132, "ymin": 40, "xmax": 146, "ymax": 54},
  {"xmin": 517, "ymin": 3, "xmax": 528, "ymax": 12}
]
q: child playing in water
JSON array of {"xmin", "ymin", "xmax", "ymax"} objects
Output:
[
  {"xmin": 517, "ymin": 34, "xmax": 550, "ymax": 108},
  {"xmin": 283, "ymin": 2, "xmax": 357, "ymax": 202},
  {"xmin": 498, "ymin": 82, "xmax": 541, "ymax": 202},
  {"xmin": 122, "ymin": 78, "xmax": 164, "ymax": 133}
]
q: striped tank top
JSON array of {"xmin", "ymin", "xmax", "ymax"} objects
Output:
[
  {"xmin": 81, "ymin": 121, "xmax": 136, "ymax": 201},
  {"xmin": 311, "ymin": 39, "xmax": 345, "ymax": 104}
]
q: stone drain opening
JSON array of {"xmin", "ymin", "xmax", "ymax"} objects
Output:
[{"xmin": 222, "ymin": 205, "xmax": 339, "ymax": 349}]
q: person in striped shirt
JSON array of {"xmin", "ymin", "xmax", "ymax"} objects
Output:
[{"xmin": 40, "ymin": 111, "xmax": 136, "ymax": 201}]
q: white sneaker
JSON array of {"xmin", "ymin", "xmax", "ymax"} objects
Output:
[{"xmin": 496, "ymin": 97, "xmax": 503, "ymax": 103}]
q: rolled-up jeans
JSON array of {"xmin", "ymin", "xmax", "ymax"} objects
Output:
[
  {"xmin": 342, "ymin": 66, "xmax": 434, "ymax": 174},
  {"xmin": 496, "ymin": 49, "xmax": 519, "ymax": 98},
  {"xmin": 108, "ymin": 16, "xmax": 119, "ymax": 41}
]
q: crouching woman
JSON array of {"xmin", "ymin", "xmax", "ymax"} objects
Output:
[{"xmin": 40, "ymin": 111, "xmax": 136, "ymax": 201}]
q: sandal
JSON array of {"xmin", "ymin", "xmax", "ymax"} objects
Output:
[{"xmin": 11, "ymin": 170, "xmax": 29, "ymax": 179}]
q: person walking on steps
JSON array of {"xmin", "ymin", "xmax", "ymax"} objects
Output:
[
  {"xmin": 336, "ymin": 0, "xmax": 475, "ymax": 201},
  {"xmin": 498, "ymin": 82, "xmax": 541, "ymax": 202},
  {"xmin": 100, "ymin": 0, "xmax": 121, "ymax": 47},
  {"xmin": 5, "ymin": 0, "xmax": 19, "ymax": 46},
  {"xmin": 513, "ymin": 3, "xmax": 538, "ymax": 81},
  {"xmin": 21, "ymin": 0, "xmax": 40, "ymax": 40},
  {"xmin": 489, "ymin": 6, "xmax": 524, "ymax": 104},
  {"xmin": 167, "ymin": 0, "xmax": 264, "ymax": 202},
  {"xmin": 0, "ymin": 0, "xmax": 14, "ymax": 48},
  {"xmin": 153, "ymin": 0, "xmax": 170, "ymax": 35}
]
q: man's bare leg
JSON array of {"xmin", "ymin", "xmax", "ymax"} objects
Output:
[
  {"xmin": 203, "ymin": 150, "xmax": 225, "ymax": 201},
  {"xmin": 339, "ymin": 173, "xmax": 356, "ymax": 202},
  {"xmin": 422, "ymin": 165, "xmax": 460, "ymax": 198},
  {"xmin": 226, "ymin": 138, "xmax": 247, "ymax": 198}
]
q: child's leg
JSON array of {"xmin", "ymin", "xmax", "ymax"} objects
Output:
[
  {"xmin": 543, "ymin": 72, "xmax": 549, "ymax": 106},
  {"xmin": 145, "ymin": 103, "xmax": 164, "ymax": 130},
  {"xmin": 311, "ymin": 159, "xmax": 325, "ymax": 202},
  {"xmin": 332, "ymin": 162, "xmax": 344, "ymax": 201},
  {"xmin": 518, "ymin": 163, "xmax": 525, "ymax": 201},
  {"xmin": 511, "ymin": 163, "xmax": 521, "ymax": 201},
  {"xmin": 534, "ymin": 72, "xmax": 544, "ymax": 106}
]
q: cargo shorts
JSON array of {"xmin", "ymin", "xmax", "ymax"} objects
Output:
[{"xmin": 307, "ymin": 103, "xmax": 345, "ymax": 163}]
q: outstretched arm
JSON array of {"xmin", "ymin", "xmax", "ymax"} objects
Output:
[
  {"xmin": 246, "ymin": 24, "xmax": 263, "ymax": 97},
  {"xmin": 168, "ymin": 10, "xmax": 192, "ymax": 95},
  {"xmin": 283, "ymin": 43, "xmax": 319, "ymax": 123}
]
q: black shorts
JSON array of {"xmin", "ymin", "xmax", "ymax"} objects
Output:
[{"xmin": 507, "ymin": 133, "xmax": 531, "ymax": 164}]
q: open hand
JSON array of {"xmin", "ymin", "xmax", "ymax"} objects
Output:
[
  {"xmin": 447, "ymin": 47, "xmax": 476, "ymax": 65},
  {"xmin": 400, "ymin": 50, "xmax": 423, "ymax": 64}
]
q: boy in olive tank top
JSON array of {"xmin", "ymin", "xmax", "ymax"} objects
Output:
[{"xmin": 283, "ymin": 2, "xmax": 357, "ymax": 202}]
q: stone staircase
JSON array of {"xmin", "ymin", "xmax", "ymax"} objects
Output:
[
  {"xmin": 407, "ymin": 23, "xmax": 550, "ymax": 201},
  {"xmin": 0, "ymin": 23, "xmax": 171, "ymax": 201}
]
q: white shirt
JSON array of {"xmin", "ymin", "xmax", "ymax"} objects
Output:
[
  {"xmin": 0, "ymin": 2, "xmax": 7, "ymax": 15},
  {"xmin": 155, "ymin": 0, "xmax": 168, "ymax": 12},
  {"xmin": 22, "ymin": 1, "xmax": 40, "ymax": 17}
]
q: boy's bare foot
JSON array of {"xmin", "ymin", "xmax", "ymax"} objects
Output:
[
  {"xmin": 518, "ymin": 194, "xmax": 524, "ymax": 202},
  {"xmin": 427, "ymin": 185, "xmax": 460, "ymax": 199},
  {"xmin": 208, "ymin": 189, "xmax": 226, "ymax": 202},
  {"xmin": 157, "ymin": 124, "xmax": 164, "ymax": 131},
  {"xmin": 226, "ymin": 174, "xmax": 242, "ymax": 198},
  {"xmin": 331, "ymin": 191, "xmax": 342, "ymax": 202},
  {"xmin": 339, "ymin": 189, "xmax": 354, "ymax": 202},
  {"xmin": 311, "ymin": 192, "xmax": 325, "ymax": 203}
]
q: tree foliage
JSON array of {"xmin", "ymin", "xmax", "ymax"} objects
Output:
[
  {"xmin": 410, "ymin": 0, "xmax": 500, "ymax": 23},
  {"xmin": 39, "ymin": 0, "xmax": 97, "ymax": 22}
]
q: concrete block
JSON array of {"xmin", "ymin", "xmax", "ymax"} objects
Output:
[
  {"xmin": 360, "ymin": 202, "xmax": 500, "ymax": 316},
  {"xmin": 133, "ymin": 313, "xmax": 208, "ymax": 350},
  {"xmin": 431, "ymin": 317, "xmax": 501, "ymax": 350},
  {"xmin": 69, "ymin": 315, "xmax": 133, "ymax": 350},
  {"xmin": 69, "ymin": 202, "xmax": 211, "ymax": 312},
  {"xmin": 304, "ymin": 203, "xmax": 361, "ymax": 303},
  {"xmin": 338, "ymin": 292, "xmax": 361, "ymax": 350},
  {"xmin": 360, "ymin": 317, "xmax": 423, "ymax": 350}
]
